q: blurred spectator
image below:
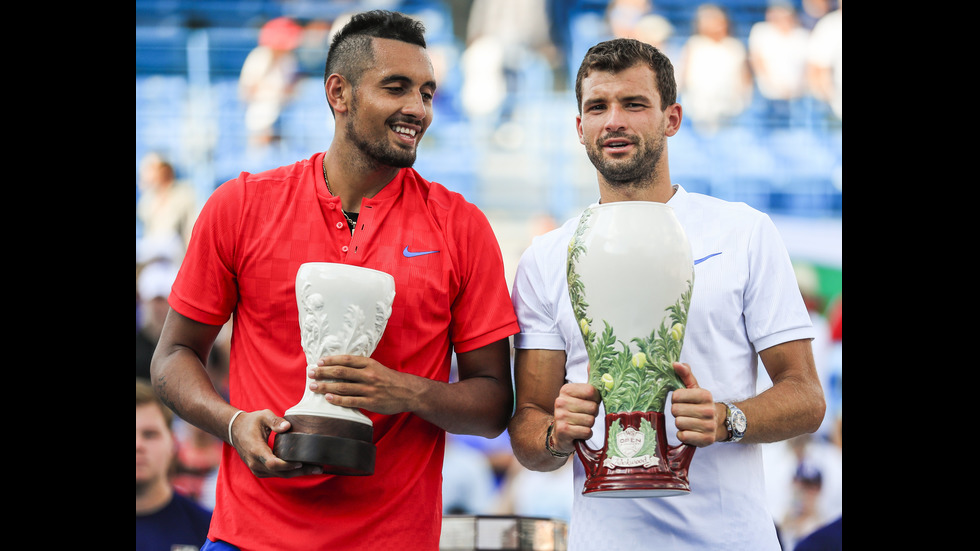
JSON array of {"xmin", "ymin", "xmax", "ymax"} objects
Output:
[
  {"xmin": 748, "ymin": 2, "xmax": 811, "ymax": 127},
  {"xmin": 443, "ymin": 434, "xmax": 498, "ymax": 515},
  {"xmin": 460, "ymin": 0, "xmax": 559, "ymax": 130},
  {"xmin": 633, "ymin": 13, "xmax": 675, "ymax": 52},
  {"xmin": 239, "ymin": 17, "xmax": 302, "ymax": 146},
  {"xmin": 678, "ymin": 4, "xmax": 753, "ymax": 134},
  {"xmin": 606, "ymin": 0, "xmax": 652, "ymax": 40},
  {"xmin": 136, "ymin": 152, "xmax": 198, "ymax": 250},
  {"xmin": 799, "ymin": 0, "xmax": 835, "ymax": 30},
  {"xmin": 295, "ymin": 19, "xmax": 332, "ymax": 76},
  {"xmin": 135, "ymin": 260, "xmax": 179, "ymax": 381},
  {"xmin": 763, "ymin": 429, "xmax": 842, "ymax": 551},
  {"xmin": 806, "ymin": 2, "xmax": 842, "ymax": 120},
  {"xmin": 779, "ymin": 461, "xmax": 828, "ymax": 550},
  {"xmin": 795, "ymin": 516, "xmax": 842, "ymax": 551},
  {"xmin": 493, "ymin": 459, "xmax": 573, "ymax": 522},
  {"xmin": 605, "ymin": 0, "xmax": 675, "ymax": 53},
  {"xmin": 171, "ymin": 420, "xmax": 224, "ymax": 507},
  {"xmin": 137, "ymin": 378, "xmax": 212, "ymax": 551}
]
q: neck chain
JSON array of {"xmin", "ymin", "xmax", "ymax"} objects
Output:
[{"xmin": 323, "ymin": 160, "xmax": 357, "ymax": 234}]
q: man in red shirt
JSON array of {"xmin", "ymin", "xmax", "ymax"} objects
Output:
[{"xmin": 151, "ymin": 10, "xmax": 519, "ymax": 550}]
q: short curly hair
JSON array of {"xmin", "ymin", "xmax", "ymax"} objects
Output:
[{"xmin": 574, "ymin": 38, "xmax": 677, "ymax": 114}]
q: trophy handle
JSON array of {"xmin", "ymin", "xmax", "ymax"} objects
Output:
[
  {"xmin": 574, "ymin": 439, "xmax": 600, "ymax": 477},
  {"xmin": 666, "ymin": 442, "xmax": 696, "ymax": 482}
]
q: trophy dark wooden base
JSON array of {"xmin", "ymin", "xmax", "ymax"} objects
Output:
[{"xmin": 273, "ymin": 414, "xmax": 375, "ymax": 476}]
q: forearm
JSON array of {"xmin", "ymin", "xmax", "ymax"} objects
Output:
[
  {"xmin": 732, "ymin": 375, "xmax": 825, "ymax": 444},
  {"xmin": 151, "ymin": 310, "xmax": 236, "ymax": 442},
  {"xmin": 507, "ymin": 348, "xmax": 580, "ymax": 471},
  {"xmin": 407, "ymin": 373, "xmax": 512, "ymax": 438},
  {"xmin": 508, "ymin": 405, "xmax": 569, "ymax": 472},
  {"xmin": 154, "ymin": 349, "xmax": 235, "ymax": 440},
  {"xmin": 719, "ymin": 340, "xmax": 826, "ymax": 445},
  {"xmin": 339, "ymin": 337, "xmax": 514, "ymax": 438}
]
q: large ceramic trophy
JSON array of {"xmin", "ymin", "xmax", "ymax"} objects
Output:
[
  {"xmin": 566, "ymin": 202, "xmax": 696, "ymax": 497},
  {"xmin": 272, "ymin": 262, "xmax": 395, "ymax": 475}
]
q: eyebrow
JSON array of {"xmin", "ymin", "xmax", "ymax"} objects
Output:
[
  {"xmin": 584, "ymin": 94, "xmax": 652, "ymax": 108},
  {"xmin": 379, "ymin": 74, "xmax": 437, "ymax": 92}
]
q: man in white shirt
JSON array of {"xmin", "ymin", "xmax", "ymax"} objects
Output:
[{"xmin": 508, "ymin": 38, "xmax": 826, "ymax": 550}]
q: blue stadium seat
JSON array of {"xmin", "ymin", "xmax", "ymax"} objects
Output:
[{"xmin": 136, "ymin": 26, "xmax": 190, "ymax": 75}]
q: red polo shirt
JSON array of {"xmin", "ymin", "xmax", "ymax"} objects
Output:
[{"xmin": 170, "ymin": 152, "xmax": 518, "ymax": 550}]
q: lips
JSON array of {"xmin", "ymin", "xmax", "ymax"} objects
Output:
[
  {"xmin": 600, "ymin": 134, "xmax": 635, "ymax": 151},
  {"xmin": 602, "ymin": 139, "xmax": 634, "ymax": 152},
  {"xmin": 391, "ymin": 122, "xmax": 420, "ymax": 143}
]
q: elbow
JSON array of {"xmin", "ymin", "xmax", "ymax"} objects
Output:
[
  {"xmin": 482, "ymin": 405, "xmax": 513, "ymax": 439},
  {"xmin": 148, "ymin": 345, "xmax": 166, "ymax": 389},
  {"xmin": 474, "ymin": 412, "xmax": 510, "ymax": 439},
  {"xmin": 803, "ymin": 384, "xmax": 827, "ymax": 435},
  {"xmin": 481, "ymin": 423, "xmax": 508, "ymax": 440}
]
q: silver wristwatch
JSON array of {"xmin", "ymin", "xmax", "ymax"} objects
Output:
[{"xmin": 723, "ymin": 401, "xmax": 747, "ymax": 443}]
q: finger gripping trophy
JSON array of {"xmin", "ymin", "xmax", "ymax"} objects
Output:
[
  {"xmin": 567, "ymin": 202, "xmax": 696, "ymax": 497},
  {"xmin": 273, "ymin": 262, "xmax": 395, "ymax": 476}
]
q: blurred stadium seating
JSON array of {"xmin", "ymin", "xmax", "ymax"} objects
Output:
[{"xmin": 136, "ymin": 0, "xmax": 841, "ymax": 223}]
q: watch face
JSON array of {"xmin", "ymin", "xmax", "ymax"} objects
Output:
[{"xmin": 733, "ymin": 411, "xmax": 747, "ymax": 434}]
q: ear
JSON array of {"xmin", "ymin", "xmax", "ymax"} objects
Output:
[
  {"xmin": 664, "ymin": 103, "xmax": 683, "ymax": 137},
  {"xmin": 576, "ymin": 114, "xmax": 585, "ymax": 145},
  {"xmin": 325, "ymin": 74, "xmax": 351, "ymax": 114}
]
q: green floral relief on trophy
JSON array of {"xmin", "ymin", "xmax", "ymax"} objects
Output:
[
  {"xmin": 567, "ymin": 211, "xmax": 694, "ymax": 414},
  {"xmin": 567, "ymin": 207, "xmax": 594, "ymax": 336},
  {"xmin": 605, "ymin": 417, "xmax": 660, "ymax": 468}
]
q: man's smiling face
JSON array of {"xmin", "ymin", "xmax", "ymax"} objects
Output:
[
  {"xmin": 345, "ymin": 37, "xmax": 436, "ymax": 169},
  {"xmin": 576, "ymin": 63, "xmax": 670, "ymax": 186}
]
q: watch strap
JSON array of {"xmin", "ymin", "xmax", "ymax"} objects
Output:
[{"xmin": 723, "ymin": 401, "xmax": 746, "ymax": 443}]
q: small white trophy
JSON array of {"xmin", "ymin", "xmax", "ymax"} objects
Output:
[{"xmin": 273, "ymin": 262, "xmax": 395, "ymax": 475}]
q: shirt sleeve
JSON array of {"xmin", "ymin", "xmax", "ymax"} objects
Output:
[
  {"xmin": 449, "ymin": 203, "xmax": 520, "ymax": 354},
  {"xmin": 168, "ymin": 177, "xmax": 243, "ymax": 326},
  {"xmin": 511, "ymin": 240, "xmax": 566, "ymax": 351},
  {"xmin": 743, "ymin": 213, "xmax": 815, "ymax": 352}
]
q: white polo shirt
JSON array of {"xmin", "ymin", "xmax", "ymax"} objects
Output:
[{"xmin": 512, "ymin": 184, "xmax": 815, "ymax": 551}]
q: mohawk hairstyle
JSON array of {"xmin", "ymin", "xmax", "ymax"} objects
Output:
[{"xmin": 324, "ymin": 10, "xmax": 427, "ymax": 93}]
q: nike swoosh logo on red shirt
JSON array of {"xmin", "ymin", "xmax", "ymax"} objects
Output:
[{"xmin": 403, "ymin": 246, "xmax": 439, "ymax": 258}]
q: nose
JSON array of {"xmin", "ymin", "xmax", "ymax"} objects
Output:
[
  {"xmin": 603, "ymin": 105, "xmax": 628, "ymax": 133},
  {"xmin": 402, "ymin": 90, "xmax": 428, "ymax": 119}
]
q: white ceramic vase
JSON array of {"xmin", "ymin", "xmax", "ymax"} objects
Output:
[
  {"xmin": 284, "ymin": 262, "xmax": 396, "ymax": 425},
  {"xmin": 567, "ymin": 201, "xmax": 694, "ymax": 413},
  {"xmin": 567, "ymin": 201, "xmax": 697, "ymax": 497}
]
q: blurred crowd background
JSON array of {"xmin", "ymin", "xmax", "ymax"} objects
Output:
[{"xmin": 136, "ymin": 1, "xmax": 841, "ymax": 549}]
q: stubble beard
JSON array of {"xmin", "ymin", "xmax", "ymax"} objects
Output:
[
  {"xmin": 345, "ymin": 95, "xmax": 418, "ymax": 169},
  {"xmin": 586, "ymin": 131, "xmax": 665, "ymax": 189}
]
